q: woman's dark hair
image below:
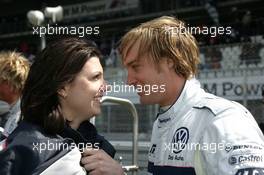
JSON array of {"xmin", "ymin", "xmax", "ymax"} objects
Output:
[{"xmin": 21, "ymin": 37, "xmax": 102, "ymax": 134}]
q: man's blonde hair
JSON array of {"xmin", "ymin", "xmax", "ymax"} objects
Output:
[
  {"xmin": 0, "ymin": 51, "xmax": 30, "ymax": 92},
  {"xmin": 119, "ymin": 16, "xmax": 200, "ymax": 79}
]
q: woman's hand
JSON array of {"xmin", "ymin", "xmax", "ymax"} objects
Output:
[{"xmin": 81, "ymin": 149, "xmax": 125, "ymax": 175}]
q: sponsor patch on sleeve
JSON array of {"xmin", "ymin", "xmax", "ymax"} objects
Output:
[
  {"xmin": 228, "ymin": 154, "xmax": 263, "ymax": 166},
  {"xmin": 226, "ymin": 144, "xmax": 264, "ymax": 167}
]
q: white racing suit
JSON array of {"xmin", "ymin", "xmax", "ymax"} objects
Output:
[{"xmin": 148, "ymin": 78, "xmax": 264, "ymax": 175}]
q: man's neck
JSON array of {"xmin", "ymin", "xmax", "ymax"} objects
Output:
[{"xmin": 159, "ymin": 78, "xmax": 186, "ymax": 107}]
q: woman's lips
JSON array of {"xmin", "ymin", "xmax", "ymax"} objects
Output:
[{"xmin": 94, "ymin": 95, "xmax": 103, "ymax": 102}]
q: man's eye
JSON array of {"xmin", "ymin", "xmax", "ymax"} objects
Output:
[
  {"xmin": 93, "ymin": 74, "xmax": 101, "ymax": 80},
  {"xmin": 132, "ymin": 64, "xmax": 139, "ymax": 70}
]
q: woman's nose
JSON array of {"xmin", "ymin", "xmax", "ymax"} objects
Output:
[{"xmin": 99, "ymin": 81, "xmax": 109, "ymax": 94}]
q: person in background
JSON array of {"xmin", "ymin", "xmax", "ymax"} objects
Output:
[{"xmin": 0, "ymin": 51, "xmax": 29, "ymax": 135}]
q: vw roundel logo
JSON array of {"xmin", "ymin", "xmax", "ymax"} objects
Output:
[{"xmin": 172, "ymin": 127, "xmax": 189, "ymax": 154}]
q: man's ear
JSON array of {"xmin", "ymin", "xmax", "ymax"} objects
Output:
[{"xmin": 167, "ymin": 58, "xmax": 174, "ymax": 69}]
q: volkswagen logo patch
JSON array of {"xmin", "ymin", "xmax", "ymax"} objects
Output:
[{"xmin": 172, "ymin": 127, "xmax": 189, "ymax": 154}]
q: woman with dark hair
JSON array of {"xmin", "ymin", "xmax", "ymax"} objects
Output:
[{"xmin": 0, "ymin": 38, "xmax": 124, "ymax": 175}]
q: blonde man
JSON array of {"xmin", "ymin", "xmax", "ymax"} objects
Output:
[
  {"xmin": 0, "ymin": 51, "xmax": 29, "ymax": 135},
  {"xmin": 119, "ymin": 16, "xmax": 264, "ymax": 175}
]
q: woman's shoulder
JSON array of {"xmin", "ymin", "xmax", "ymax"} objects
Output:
[
  {"xmin": 0, "ymin": 142, "xmax": 39, "ymax": 175},
  {"xmin": 0, "ymin": 121, "xmax": 76, "ymax": 175},
  {"xmin": 6, "ymin": 121, "xmax": 62, "ymax": 148},
  {"xmin": 0, "ymin": 137, "xmax": 84, "ymax": 175}
]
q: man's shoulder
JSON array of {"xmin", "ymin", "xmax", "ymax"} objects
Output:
[{"xmin": 193, "ymin": 93, "xmax": 246, "ymax": 116}]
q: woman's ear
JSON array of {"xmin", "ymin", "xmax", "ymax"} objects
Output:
[{"xmin": 57, "ymin": 87, "xmax": 68, "ymax": 99}]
